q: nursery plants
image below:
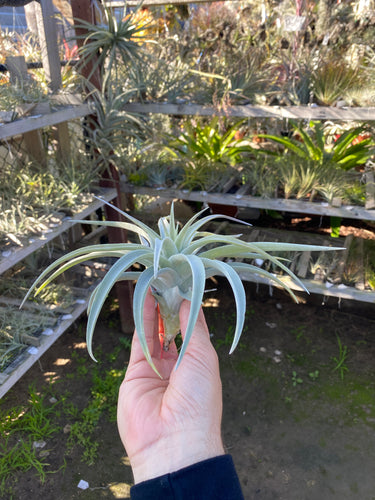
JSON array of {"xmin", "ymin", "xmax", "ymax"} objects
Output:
[
  {"xmin": 22, "ymin": 201, "xmax": 341, "ymax": 375},
  {"xmin": 73, "ymin": 3, "xmax": 151, "ymax": 87},
  {"xmin": 165, "ymin": 117, "xmax": 252, "ymax": 191},
  {"xmin": 257, "ymin": 121, "xmax": 375, "ymax": 172}
]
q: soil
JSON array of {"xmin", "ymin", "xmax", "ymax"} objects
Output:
[{"xmin": 1, "ymin": 278, "xmax": 375, "ymax": 500}]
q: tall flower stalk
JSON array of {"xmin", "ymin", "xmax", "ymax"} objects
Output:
[{"xmin": 22, "ymin": 201, "xmax": 340, "ymax": 375}]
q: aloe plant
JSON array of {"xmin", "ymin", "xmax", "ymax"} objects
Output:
[{"xmin": 22, "ymin": 201, "xmax": 339, "ymax": 375}]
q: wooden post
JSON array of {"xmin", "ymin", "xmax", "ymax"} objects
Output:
[
  {"xmin": 70, "ymin": 0, "xmax": 134, "ymax": 333},
  {"xmin": 365, "ymin": 171, "xmax": 375, "ymax": 210},
  {"xmin": 25, "ymin": 1, "xmax": 71, "ymax": 159},
  {"xmin": 5, "ymin": 56, "xmax": 28, "ymax": 84},
  {"xmin": 36, "ymin": 0, "xmax": 62, "ymax": 91}
]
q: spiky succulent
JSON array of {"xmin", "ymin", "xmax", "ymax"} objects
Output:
[{"xmin": 22, "ymin": 200, "xmax": 339, "ymax": 375}]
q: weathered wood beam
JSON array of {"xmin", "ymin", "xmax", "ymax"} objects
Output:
[
  {"xmin": 123, "ymin": 102, "xmax": 375, "ymax": 121},
  {"xmin": 120, "ymin": 183, "xmax": 375, "ymax": 222},
  {"xmin": 0, "ymin": 104, "xmax": 91, "ymax": 141}
]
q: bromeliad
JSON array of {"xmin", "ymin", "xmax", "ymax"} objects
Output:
[{"xmin": 22, "ymin": 200, "xmax": 340, "ymax": 375}]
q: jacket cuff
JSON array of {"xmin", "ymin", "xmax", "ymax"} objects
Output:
[{"xmin": 130, "ymin": 454, "xmax": 244, "ymax": 500}]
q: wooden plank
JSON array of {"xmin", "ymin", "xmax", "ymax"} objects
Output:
[
  {"xmin": 236, "ymin": 270, "xmax": 375, "ymax": 304},
  {"xmin": 0, "ymin": 299, "xmax": 89, "ymax": 398},
  {"xmin": 296, "ymin": 251, "xmax": 311, "ymax": 278},
  {"xmin": 355, "ymin": 238, "xmax": 365, "ymax": 291},
  {"xmin": 0, "ymin": 103, "xmax": 92, "ymax": 141},
  {"xmin": 53, "ymin": 122, "xmax": 71, "ymax": 161},
  {"xmin": 37, "ymin": 0, "xmax": 62, "ymax": 91},
  {"xmin": 365, "ymin": 171, "xmax": 375, "ymax": 210},
  {"xmin": 0, "ymin": 187, "xmax": 117, "ymax": 275},
  {"xmin": 120, "ymin": 183, "xmax": 375, "ymax": 222},
  {"xmin": 5, "ymin": 56, "xmax": 28, "ymax": 84},
  {"xmin": 109, "ymin": 0, "xmax": 233, "ymax": 5},
  {"xmin": 336, "ymin": 234, "xmax": 354, "ymax": 283},
  {"xmin": 123, "ymin": 102, "xmax": 375, "ymax": 121},
  {"xmin": 23, "ymin": 129, "xmax": 47, "ymax": 165}
]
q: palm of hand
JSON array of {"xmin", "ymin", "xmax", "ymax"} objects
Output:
[{"xmin": 117, "ymin": 291, "xmax": 224, "ymax": 483}]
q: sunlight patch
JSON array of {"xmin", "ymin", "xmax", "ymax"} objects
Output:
[
  {"xmin": 203, "ymin": 297, "xmax": 220, "ymax": 307},
  {"xmin": 53, "ymin": 358, "xmax": 70, "ymax": 366},
  {"xmin": 108, "ymin": 482, "xmax": 131, "ymax": 497}
]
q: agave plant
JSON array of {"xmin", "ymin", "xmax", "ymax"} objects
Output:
[{"xmin": 22, "ymin": 201, "xmax": 339, "ymax": 375}]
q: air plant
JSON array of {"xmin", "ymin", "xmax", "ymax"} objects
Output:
[{"xmin": 22, "ymin": 201, "xmax": 340, "ymax": 375}]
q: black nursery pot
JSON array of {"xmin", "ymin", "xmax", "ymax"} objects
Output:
[{"xmin": 208, "ymin": 203, "xmax": 239, "ymax": 218}]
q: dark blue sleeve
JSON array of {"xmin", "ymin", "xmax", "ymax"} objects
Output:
[{"xmin": 130, "ymin": 454, "xmax": 244, "ymax": 500}]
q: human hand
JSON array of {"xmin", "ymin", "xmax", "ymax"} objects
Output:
[{"xmin": 117, "ymin": 289, "xmax": 224, "ymax": 484}]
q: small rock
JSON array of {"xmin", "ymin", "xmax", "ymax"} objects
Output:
[
  {"xmin": 61, "ymin": 314, "xmax": 73, "ymax": 320},
  {"xmin": 274, "ymin": 349, "xmax": 282, "ymax": 356},
  {"xmin": 259, "ymin": 347, "xmax": 267, "ymax": 353},
  {"xmin": 33, "ymin": 440, "xmax": 46, "ymax": 449},
  {"xmin": 77, "ymin": 479, "xmax": 89, "ymax": 490},
  {"xmin": 63, "ymin": 424, "xmax": 72, "ymax": 434},
  {"xmin": 272, "ymin": 356, "xmax": 282, "ymax": 364},
  {"xmin": 276, "ymin": 303, "xmax": 282, "ymax": 310},
  {"xmin": 49, "ymin": 397, "xmax": 57, "ymax": 404},
  {"xmin": 42, "ymin": 328, "xmax": 54, "ymax": 336},
  {"xmin": 266, "ymin": 322, "xmax": 277, "ymax": 329}
]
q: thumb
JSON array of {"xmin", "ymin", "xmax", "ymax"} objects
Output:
[{"xmin": 179, "ymin": 300, "xmax": 212, "ymax": 352}]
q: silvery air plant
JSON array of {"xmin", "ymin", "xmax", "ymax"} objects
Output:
[{"xmin": 23, "ymin": 200, "xmax": 339, "ymax": 376}]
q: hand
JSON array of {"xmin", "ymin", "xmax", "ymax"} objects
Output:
[{"xmin": 117, "ymin": 289, "xmax": 224, "ymax": 484}]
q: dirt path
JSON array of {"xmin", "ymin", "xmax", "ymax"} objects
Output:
[{"xmin": 1, "ymin": 280, "xmax": 375, "ymax": 499}]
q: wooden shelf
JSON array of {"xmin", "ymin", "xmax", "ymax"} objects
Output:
[
  {"xmin": 0, "ymin": 187, "xmax": 117, "ymax": 275},
  {"xmin": 0, "ymin": 103, "xmax": 91, "ymax": 141},
  {"xmin": 0, "ymin": 297, "xmax": 89, "ymax": 398},
  {"xmin": 123, "ymin": 102, "xmax": 375, "ymax": 121},
  {"xmin": 237, "ymin": 271, "xmax": 375, "ymax": 305},
  {"xmin": 121, "ymin": 183, "xmax": 375, "ymax": 222}
]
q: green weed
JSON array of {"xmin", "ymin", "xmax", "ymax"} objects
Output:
[
  {"xmin": 0, "ymin": 385, "xmax": 62, "ymax": 496},
  {"xmin": 291, "ymin": 325, "xmax": 306, "ymax": 342},
  {"xmin": 292, "ymin": 371, "xmax": 303, "ymax": 387},
  {"xmin": 65, "ymin": 363, "xmax": 126, "ymax": 464},
  {"xmin": 332, "ymin": 334, "xmax": 349, "ymax": 380},
  {"xmin": 309, "ymin": 370, "xmax": 320, "ymax": 381},
  {"xmin": 119, "ymin": 336, "xmax": 132, "ymax": 351}
]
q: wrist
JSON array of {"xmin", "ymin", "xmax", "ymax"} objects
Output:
[{"xmin": 130, "ymin": 430, "xmax": 225, "ymax": 484}]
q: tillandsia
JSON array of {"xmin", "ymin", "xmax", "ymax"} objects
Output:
[{"xmin": 22, "ymin": 200, "xmax": 341, "ymax": 375}]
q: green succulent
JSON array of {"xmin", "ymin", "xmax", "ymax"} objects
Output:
[{"xmin": 22, "ymin": 201, "xmax": 339, "ymax": 376}]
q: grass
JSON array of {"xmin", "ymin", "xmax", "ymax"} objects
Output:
[
  {"xmin": 0, "ymin": 386, "xmax": 63, "ymax": 497},
  {"xmin": 332, "ymin": 334, "xmax": 349, "ymax": 380},
  {"xmin": 0, "ymin": 326, "xmax": 131, "ymax": 496}
]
